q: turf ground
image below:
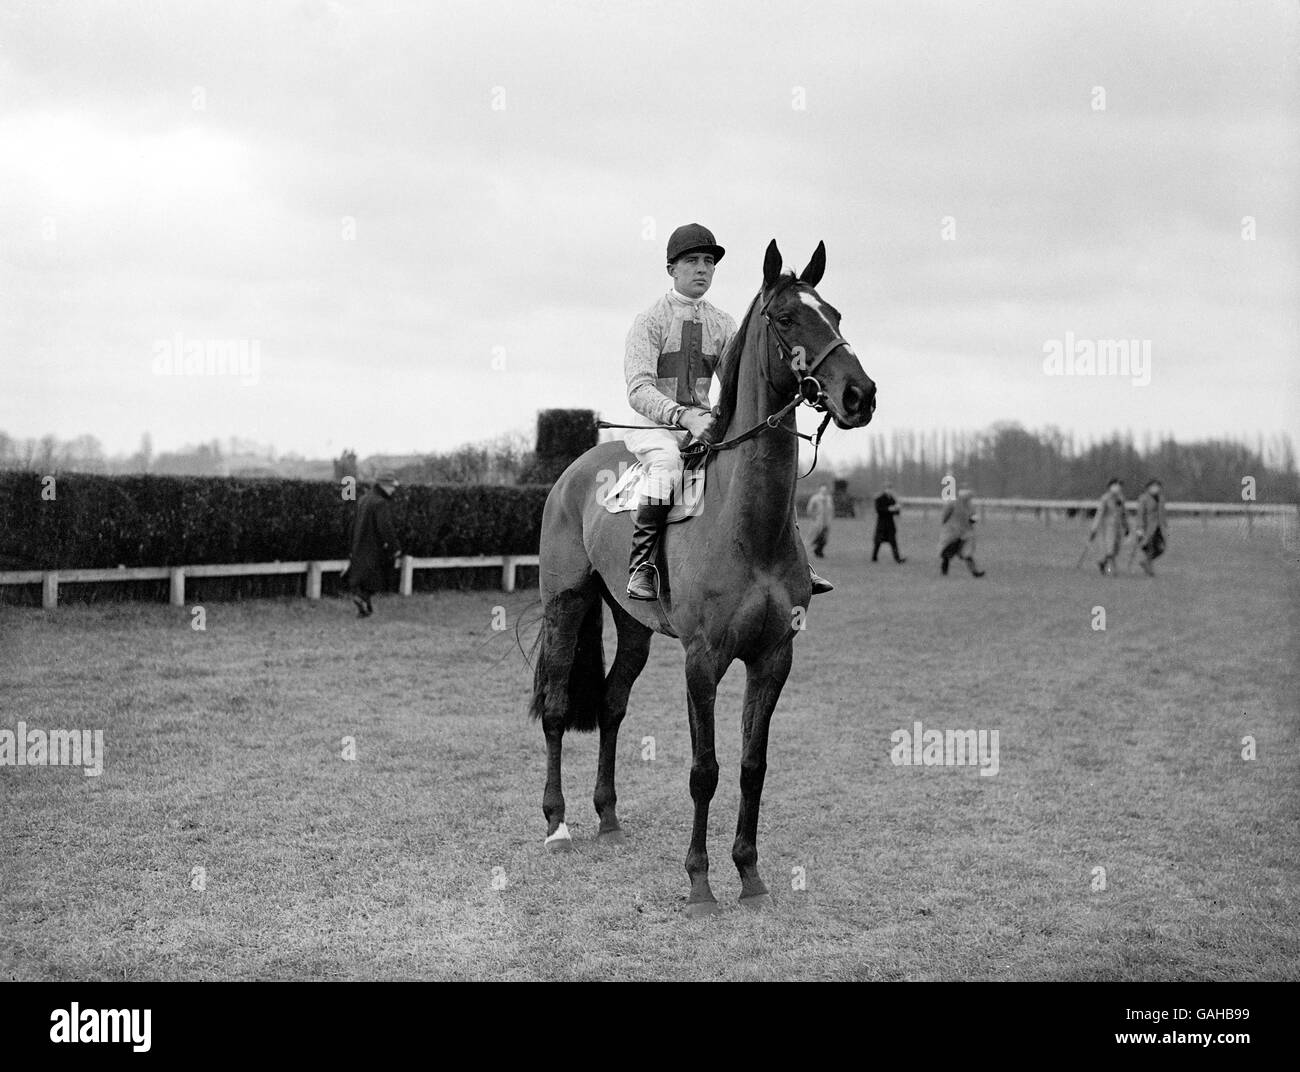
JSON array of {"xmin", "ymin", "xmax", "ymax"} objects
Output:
[{"xmin": 1, "ymin": 512, "xmax": 1296, "ymax": 980}]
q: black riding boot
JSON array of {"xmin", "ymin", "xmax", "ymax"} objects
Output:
[{"xmin": 627, "ymin": 502, "xmax": 672, "ymax": 600}]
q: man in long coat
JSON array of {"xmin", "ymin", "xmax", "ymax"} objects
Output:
[
  {"xmin": 1136, "ymin": 478, "xmax": 1168, "ymax": 576},
  {"xmin": 939, "ymin": 488, "xmax": 985, "ymax": 577},
  {"xmin": 1089, "ymin": 478, "xmax": 1130, "ymax": 575},
  {"xmin": 872, "ymin": 480, "xmax": 906, "ymax": 563},
  {"xmin": 345, "ymin": 471, "xmax": 402, "ymax": 617}
]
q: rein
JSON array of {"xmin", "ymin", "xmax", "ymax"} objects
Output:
[{"xmin": 596, "ymin": 395, "xmax": 832, "ymax": 477}]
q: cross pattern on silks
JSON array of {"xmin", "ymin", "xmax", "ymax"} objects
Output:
[{"xmin": 656, "ymin": 319, "xmax": 712, "ymax": 407}]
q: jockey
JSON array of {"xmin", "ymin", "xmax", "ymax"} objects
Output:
[{"xmin": 622, "ymin": 222, "xmax": 834, "ymax": 600}]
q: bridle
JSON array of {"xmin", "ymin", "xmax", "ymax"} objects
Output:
[{"xmin": 758, "ymin": 281, "xmax": 852, "ymax": 412}]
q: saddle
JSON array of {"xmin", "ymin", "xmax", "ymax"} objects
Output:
[{"xmin": 599, "ymin": 462, "xmax": 706, "ymax": 520}]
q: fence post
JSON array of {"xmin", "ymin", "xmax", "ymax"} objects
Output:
[
  {"xmin": 502, "ymin": 556, "xmax": 517, "ymax": 593},
  {"xmin": 400, "ymin": 555, "xmax": 414, "ymax": 596},
  {"xmin": 42, "ymin": 571, "xmax": 58, "ymax": 609},
  {"xmin": 169, "ymin": 568, "xmax": 185, "ymax": 607},
  {"xmin": 307, "ymin": 562, "xmax": 323, "ymax": 600}
]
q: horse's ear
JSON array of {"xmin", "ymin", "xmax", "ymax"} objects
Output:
[
  {"xmin": 799, "ymin": 241, "xmax": 826, "ymax": 287},
  {"xmin": 763, "ymin": 240, "xmax": 783, "ymax": 288}
]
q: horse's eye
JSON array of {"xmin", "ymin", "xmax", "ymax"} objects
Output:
[{"xmin": 777, "ymin": 315, "xmax": 793, "ymax": 327}]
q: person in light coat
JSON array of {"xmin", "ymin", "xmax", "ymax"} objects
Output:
[
  {"xmin": 1089, "ymin": 478, "xmax": 1130, "ymax": 575},
  {"xmin": 939, "ymin": 488, "xmax": 985, "ymax": 577},
  {"xmin": 807, "ymin": 484, "xmax": 834, "ymax": 558}
]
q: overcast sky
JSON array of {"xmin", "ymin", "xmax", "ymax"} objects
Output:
[{"xmin": 1, "ymin": 0, "xmax": 1295, "ymax": 465}]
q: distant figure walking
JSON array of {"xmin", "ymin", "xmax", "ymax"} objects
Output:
[
  {"xmin": 1135, "ymin": 478, "xmax": 1168, "ymax": 576},
  {"xmin": 939, "ymin": 488, "xmax": 985, "ymax": 577},
  {"xmin": 872, "ymin": 481, "xmax": 906, "ymax": 563},
  {"xmin": 1089, "ymin": 478, "xmax": 1130, "ymax": 575},
  {"xmin": 345, "ymin": 472, "xmax": 403, "ymax": 617},
  {"xmin": 807, "ymin": 483, "xmax": 835, "ymax": 559}
]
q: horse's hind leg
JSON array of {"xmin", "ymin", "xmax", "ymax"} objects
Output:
[
  {"xmin": 593, "ymin": 596, "xmax": 652, "ymax": 845},
  {"xmin": 536, "ymin": 583, "xmax": 599, "ymax": 852},
  {"xmin": 733, "ymin": 639, "xmax": 793, "ymax": 906}
]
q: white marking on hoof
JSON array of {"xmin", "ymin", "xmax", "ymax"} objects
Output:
[{"xmin": 545, "ymin": 822, "xmax": 572, "ymax": 850}]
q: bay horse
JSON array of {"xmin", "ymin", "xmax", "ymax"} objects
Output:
[{"xmin": 529, "ymin": 240, "xmax": 876, "ymax": 916}]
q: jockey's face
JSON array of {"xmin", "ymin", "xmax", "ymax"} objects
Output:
[{"xmin": 668, "ymin": 252, "xmax": 716, "ymax": 299}]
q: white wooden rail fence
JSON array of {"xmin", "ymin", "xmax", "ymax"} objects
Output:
[
  {"xmin": 890, "ymin": 498, "xmax": 1297, "ymax": 531},
  {"xmin": 0, "ymin": 555, "xmax": 540, "ymax": 610}
]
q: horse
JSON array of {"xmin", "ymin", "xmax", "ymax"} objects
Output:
[{"xmin": 529, "ymin": 239, "xmax": 877, "ymax": 916}]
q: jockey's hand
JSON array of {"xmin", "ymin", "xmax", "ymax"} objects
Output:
[{"xmin": 679, "ymin": 408, "xmax": 716, "ymax": 442}]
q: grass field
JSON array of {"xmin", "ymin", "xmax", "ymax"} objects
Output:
[{"xmin": 2, "ymin": 513, "xmax": 1297, "ymax": 981}]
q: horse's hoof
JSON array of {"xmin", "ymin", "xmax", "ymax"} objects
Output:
[
  {"xmin": 544, "ymin": 822, "xmax": 573, "ymax": 853},
  {"xmin": 684, "ymin": 899, "xmax": 722, "ymax": 919},
  {"xmin": 739, "ymin": 892, "xmax": 773, "ymax": 910},
  {"xmin": 595, "ymin": 828, "xmax": 627, "ymax": 846}
]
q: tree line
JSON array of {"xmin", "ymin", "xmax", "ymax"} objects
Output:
[
  {"xmin": 5, "ymin": 423, "xmax": 1296, "ymax": 504},
  {"xmin": 829, "ymin": 424, "xmax": 1298, "ymax": 503}
]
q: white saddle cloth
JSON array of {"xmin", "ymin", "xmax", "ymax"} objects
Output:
[{"xmin": 599, "ymin": 463, "xmax": 705, "ymax": 522}]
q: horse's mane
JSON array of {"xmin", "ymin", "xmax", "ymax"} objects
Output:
[{"xmin": 714, "ymin": 272, "xmax": 798, "ymax": 434}]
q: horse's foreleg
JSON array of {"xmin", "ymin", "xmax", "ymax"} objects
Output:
[
  {"xmin": 733, "ymin": 640, "xmax": 793, "ymax": 904},
  {"xmin": 593, "ymin": 604, "xmax": 652, "ymax": 845},
  {"xmin": 683, "ymin": 645, "xmax": 722, "ymax": 916}
]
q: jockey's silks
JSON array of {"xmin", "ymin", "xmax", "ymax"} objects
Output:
[{"xmin": 624, "ymin": 289, "xmax": 737, "ymax": 427}]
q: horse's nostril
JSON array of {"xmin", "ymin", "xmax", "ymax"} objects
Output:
[{"xmin": 844, "ymin": 385, "xmax": 863, "ymax": 412}]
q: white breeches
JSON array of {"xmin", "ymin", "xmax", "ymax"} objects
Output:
[{"xmin": 623, "ymin": 426, "xmax": 689, "ymax": 504}]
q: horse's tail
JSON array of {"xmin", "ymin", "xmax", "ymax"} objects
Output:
[{"xmin": 528, "ymin": 594, "xmax": 606, "ymax": 733}]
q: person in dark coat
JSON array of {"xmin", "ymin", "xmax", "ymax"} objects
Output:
[
  {"xmin": 1135, "ymin": 478, "xmax": 1168, "ymax": 576},
  {"xmin": 872, "ymin": 481, "xmax": 906, "ymax": 563},
  {"xmin": 345, "ymin": 472, "xmax": 402, "ymax": 616}
]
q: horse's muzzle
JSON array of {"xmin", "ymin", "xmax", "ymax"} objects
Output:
[{"xmin": 838, "ymin": 378, "xmax": 876, "ymax": 427}]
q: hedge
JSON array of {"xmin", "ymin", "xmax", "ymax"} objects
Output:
[
  {"xmin": 518, "ymin": 408, "xmax": 597, "ymax": 485},
  {"xmin": 0, "ymin": 472, "xmax": 552, "ymax": 571}
]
